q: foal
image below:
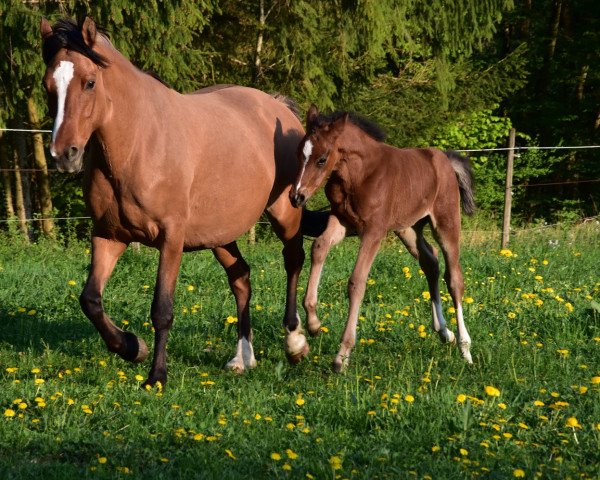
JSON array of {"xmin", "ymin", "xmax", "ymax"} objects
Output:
[{"xmin": 290, "ymin": 105, "xmax": 475, "ymax": 372}]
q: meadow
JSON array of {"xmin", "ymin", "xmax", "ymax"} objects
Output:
[{"xmin": 0, "ymin": 221, "xmax": 599, "ymax": 479}]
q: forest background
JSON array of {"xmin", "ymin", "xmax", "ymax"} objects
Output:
[{"xmin": 1, "ymin": 0, "xmax": 599, "ymax": 240}]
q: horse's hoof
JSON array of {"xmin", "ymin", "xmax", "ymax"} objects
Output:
[
  {"xmin": 459, "ymin": 342, "xmax": 473, "ymax": 364},
  {"xmin": 307, "ymin": 324, "xmax": 322, "ymax": 337},
  {"xmin": 225, "ymin": 359, "xmax": 245, "ymax": 374},
  {"xmin": 285, "ymin": 330, "xmax": 309, "ymax": 364},
  {"xmin": 331, "ymin": 358, "xmax": 346, "ymax": 373},
  {"xmin": 286, "ymin": 342, "xmax": 309, "ymax": 365},
  {"xmin": 439, "ymin": 329, "xmax": 455, "ymax": 344},
  {"xmin": 118, "ymin": 332, "xmax": 149, "ymax": 363}
]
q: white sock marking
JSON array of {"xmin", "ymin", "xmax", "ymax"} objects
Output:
[{"xmin": 51, "ymin": 60, "xmax": 75, "ymax": 156}]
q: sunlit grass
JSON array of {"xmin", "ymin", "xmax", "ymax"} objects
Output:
[{"xmin": 0, "ymin": 222, "xmax": 599, "ymax": 479}]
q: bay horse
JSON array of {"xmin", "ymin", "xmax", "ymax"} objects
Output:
[
  {"xmin": 290, "ymin": 105, "xmax": 476, "ymax": 372},
  {"xmin": 41, "ymin": 17, "xmax": 312, "ymax": 387}
]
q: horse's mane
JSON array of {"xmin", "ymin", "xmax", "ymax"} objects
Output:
[
  {"xmin": 317, "ymin": 111, "xmax": 386, "ymax": 142},
  {"xmin": 42, "ymin": 18, "xmax": 109, "ymax": 67}
]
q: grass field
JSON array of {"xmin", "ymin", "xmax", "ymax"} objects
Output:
[{"xmin": 1, "ymin": 221, "xmax": 599, "ymax": 479}]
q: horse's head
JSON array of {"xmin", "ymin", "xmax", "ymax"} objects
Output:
[
  {"xmin": 290, "ymin": 104, "xmax": 348, "ymax": 208},
  {"xmin": 41, "ymin": 17, "xmax": 109, "ymax": 173}
]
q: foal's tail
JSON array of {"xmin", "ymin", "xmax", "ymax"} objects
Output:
[{"xmin": 446, "ymin": 151, "xmax": 476, "ymax": 216}]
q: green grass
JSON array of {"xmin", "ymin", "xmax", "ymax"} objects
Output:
[{"xmin": 0, "ymin": 222, "xmax": 599, "ymax": 479}]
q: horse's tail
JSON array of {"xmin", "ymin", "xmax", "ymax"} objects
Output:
[
  {"xmin": 301, "ymin": 208, "xmax": 330, "ymax": 237},
  {"xmin": 446, "ymin": 151, "xmax": 476, "ymax": 216},
  {"xmin": 271, "ymin": 93, "xmax": 301, "ymax": 121}
]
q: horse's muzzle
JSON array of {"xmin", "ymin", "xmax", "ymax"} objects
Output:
[
  {"xmin": 53, "ymin": 145, "xmax": 84, "ymax": 173},
  {"xmin": 289, "ymin": 190, "xmax": 307, "ymax": 208}
]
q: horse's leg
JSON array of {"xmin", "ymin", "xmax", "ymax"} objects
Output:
[
  {"xmin": 144, "ymin": 234, "xmax": 184, "ymax": 387},
  {"xmin": 334, "ymin": 230, "xmax": 384, "ymax": 373},
  {"xmin": 212, "ymin": 242, "xmax": 256, "ymax": 373},
  {"xmin": 397, "ymin": 224, "xmax": 455, "ymax": 344},
  {"xmin": 265, "ymin": 201, "xmax": 307, "ymax": 364},
  {"xmin": 431, "ymin": 216, "xmax": 473, "ymax": 364},
  {"xmin": 304, "ymin": 215, "xmax": 347, "ymax": 336},
  {"xmin": 80, "ymin": 236, "xmax": 149, "ymax": 362}
]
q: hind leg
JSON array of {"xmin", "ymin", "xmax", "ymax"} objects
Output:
[
  {"xmin": 213, "ymin": 242, "xmax": 257, "ymax": 373},
  {"xmin": 396, "ymin": 224, "xmax": 455, "ymax": 344},
  {"xmin": 431, "ymin": 216, "xmax": 473, "ymax": 364},
  {"xmin": 265, "ymin": 199, "xmax": 307, "ymax": 364}
]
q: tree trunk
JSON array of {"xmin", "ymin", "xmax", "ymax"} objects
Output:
[
  {"xmin": 0, "ymin": 132, "xmax": 15, "ymax": 220},
  {"xmin": 253, "ymin": 0, "xmax": 266, "ymax": 85},
  {"xmin": 537, "ymin": 0, "xmax": 562, "ymax": 97},
  {"xmin": 27, "ymin": 97, "xmax": 55, "ymax": 237},
  {"xmin": 12, "ymin": 148, "xmax": 29, "ymax": 240}
]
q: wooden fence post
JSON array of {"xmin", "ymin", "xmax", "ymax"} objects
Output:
[{"xmin": 501, "ymin": 128, "xmax": 516, "ymax": 249}]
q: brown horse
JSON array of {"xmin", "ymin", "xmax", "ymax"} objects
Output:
[
  {"xmin": 41, "ymin": 17, "xmax": 312, "ymax": 387},
  {"xmin": 290, "ymin": 105, "xmax": 476, "ymax": 372}
]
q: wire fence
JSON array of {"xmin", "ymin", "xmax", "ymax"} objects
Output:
[{"xmin": 1, "ymin": 128, "xmax": 599, "ymax": 238}]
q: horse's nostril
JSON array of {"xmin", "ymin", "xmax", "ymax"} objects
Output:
[{"xmin": 67, "ymin": 145, "xmax": 79, "ymax": 160}]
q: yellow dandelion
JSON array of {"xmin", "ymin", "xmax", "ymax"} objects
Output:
[
  {"xmin": 484, "ymin": 385, "xmax": 501, "ymax": 397},
  {"xmin": 456, "ymin": 394, "xmax": 467, "ymax": 403},
  {"xmin": 226, "ymin": 316, "xmax": 238, "ymax": 324},
  {"xmin": 565, "ymin": 417, "xmax": 581, "ymax": 429},
  {"xmin": 98, "ymin": 457, "xmax": 107, "ymax": 464},
  {"xmin": 4, "ymin": 409, "xmax": 16, "ymax": 417},
  {"xmin": 513, "ymin": 468, "xmax": 526, "ymax": 478},
  {"xmin": 295, "ymin": 396, "xmax": 305, "ymax": 406},
  {"xmin": 329, "ymin": 455, "xmax": 343, "ymax": 470},
  {"xmin": 187, "ymin": 285, "xmax": 194, "ymax": 291},
  {"xmin": 68, "ymin": 280, "xmax": 77, "ymax": 286},
  {"xmin": 286, "ymin": 449, "xmax": 298, "ymax": 460},
  {"xmin": 459, "ymin": 448, "xmax": 468, "ymax": 456},
  {"xmin": 270, "ymin": 452, "xmax": 282, "ymax": 461},
  {"xmin": 431, "ymin": 445, "xmax": 441, "ymax": 452},
  {"xmin": 282, "ymin": 463, "xmax": 292, "ymax": 471},
  {"xmin": 591, "ymin": 376, "xmax": 600, "ymax": 384},
  {"xmin": 404, "ymin": 394, "xmax": 415, "ymax": 403}
]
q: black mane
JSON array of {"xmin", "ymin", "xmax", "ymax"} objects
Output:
[
  {"xmin": 318, "ymin": 111, "xmax": 386, "ymax": 142},
  {"xmin": 42, "ymin": 18, "xmax": 109, "ymax": 67}
]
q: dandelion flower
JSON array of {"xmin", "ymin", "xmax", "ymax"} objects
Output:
[
  {"xmin": 484, "ymin": 386, "xmax": 501, "ymax": 397},
  {"xmin": 513, "ymin": 468, "xmax": 526, "ymax": 478},
  {"xmin": 270, "ymin": 452, "xmax": 282, "ymax": 461},
  {"xmin": 286, "ymin": 449, "xmax": 298, "ymax": 460},
  {"xmin": 329, "ymin": 455, "xmax": 343, "ymax": 470},
  {"xmin": 405, "ymin": 394, "xmax": 415, "ymax": 403},
  {"xmin": 591, "ymin": 376, "xmax": 600, "ymax": 384},
  {"xmin": 295, "ymin": 396, "xmax": 305, "ymax": 406},
  {"xmin": 98, "ymin": 457, "xmax": 107, "ymax": 464},
  {"xmin": 4, "ymin": 409, "xmax": 16, "ymax": 417},
  {"xmin": 225, "ymin": 449, "xmax": 236, "ymax": 460},
  {"xmin": 456, "ymin": 394, "xmax": 467, "ymax": 403},
  {"xmin": 565, "ymin": 417, "xmax": 581, "ymax": 429}
]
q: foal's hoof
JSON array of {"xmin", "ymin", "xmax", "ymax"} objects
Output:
[
  {"xmin": 331, "ymin": 357, "xmax": 348, "ymax": 374},
  {"xmin": 307, "ymin": 324, "xmax": 322, "ymax": 337},
  {"xmin": 438, "ymin": 329, "xmax": 456, "ymax": 344},
  {"xmin": 119, "ymin": 332, "xmax": 149, "ymax": 363}
]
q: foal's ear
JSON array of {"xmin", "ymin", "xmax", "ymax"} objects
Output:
[
  {"xmin": 40, "ymin": 18, "xmax": 53, "ymax": 39},
  {"xmin": 81, "ymin": 17, "xmax": 97, "ymax": 47},
  {"xmin": 306, "ymin": 104, "xmax": 319, "ymax": 132}
]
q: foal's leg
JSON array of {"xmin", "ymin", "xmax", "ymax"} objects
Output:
[
  {"xmin": 334, "ymin": 230, "xmax": 384, "ymax": 373},
  {"xmin": 397, "ymin": 226, "xmax": 455, "ymax": 344},
  {"xmin": 265, "ymin": 203, "xmax": 307, "ymax": 363},
  {"xmin": 80, "ymin": 236, "xmax": 149, "ymax": 362},
  {"xmin": 212, "ymin": 242, "xmax": 256, "ymax": 373},
  {"xmin": 145, "ymin": 234, "xmax": 184, "ymax": 387},
  {"xmin": 432, "ymin": 219, "xmax": 473, "ymax": 364},
  {"xmin": 304, "ymin": 215, "xmax": 347, "ymax": 336}
]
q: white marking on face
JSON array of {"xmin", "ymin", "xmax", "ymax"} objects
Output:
[
  {"xmin": 51, "ymin": 60, "xmax": 75, "ymax": 156},
  {"xmin": 296, "ymin": 139, "xmax": 314, "ymax": 191}
]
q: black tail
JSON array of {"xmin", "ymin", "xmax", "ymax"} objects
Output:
[
  {"xmin": 445, "ymin": 151, "xmax": 476, "ymax": 216},
  {"xmin": 300, "ymin": 209, "xmax": 330, "ymax": 237}
]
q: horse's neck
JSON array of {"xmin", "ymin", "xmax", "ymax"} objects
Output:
[{"xmin": 334, "ymin": 129, "xmax": 379, "ymax": 188}]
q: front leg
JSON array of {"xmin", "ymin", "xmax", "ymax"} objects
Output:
[
  {"xmin": 333, "ymin": 230, "xmax": 384, "ymax": 373},
  {"xmin": 304, "ymin": 215, "xmax": 347, "ymax": 336},
  {"xmin": 80, "ymin": 236, "xmax": 148, "ymax": 362},
  {"xmin": 144, "ymin": 233, "xmax": 184, "ymax": 388}
]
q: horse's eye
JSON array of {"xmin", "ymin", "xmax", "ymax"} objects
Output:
[
  {"xmin": 316, "ymin": 155, "xmax": 327, "ymax": 167},
  {"xmin": 85, "ymin": 80, "xmax": 96, "ymax": 90}
]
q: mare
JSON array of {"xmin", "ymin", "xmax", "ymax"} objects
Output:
[
  {"xmin": 41, "ymin": 17, "xmax": 312, "ymax": 387},
  {"xmin": 290, "ymin": 105, "xmax": 476, "ymax": 372}
]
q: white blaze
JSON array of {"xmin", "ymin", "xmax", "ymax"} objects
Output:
[
  {"xmin": 296, "ymin": 139, "xmax": 314, "ymax": 191},
  {"xmin": 51, "ymin": 60, "xmax": 75, "ymax": 156}
]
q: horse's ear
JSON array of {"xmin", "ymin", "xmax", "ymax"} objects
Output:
[
  {"xmin": 41, "ymin": 18, "xmax": 53, "ymax": 39},
  {"xmin": 81, "ymin": 17, "xmax": 97, "ymax": 47},
  {"xmin": 306, "ymin": 104, "xmax": 319, "ymax": 132}
]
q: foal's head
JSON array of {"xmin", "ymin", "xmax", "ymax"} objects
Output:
[
  {"xmin": 289, "ymin": 105, "xmax": 349, "ymax": 208},
  {"xmin": 41, "ymin": 17, "xmax": 109, "ymax": 173}
]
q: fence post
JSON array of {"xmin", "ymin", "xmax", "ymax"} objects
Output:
[{"xmin": 501, "ymin": 128, "xmax": 516, "ymax": 249}]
